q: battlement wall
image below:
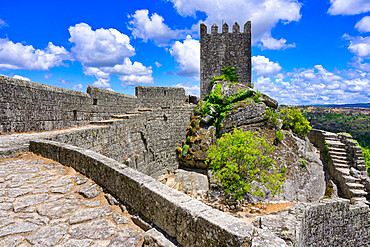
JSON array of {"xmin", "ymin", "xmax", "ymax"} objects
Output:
[
  {"xmin": 0, "ymin": 75, "xmax": 186, "ymax": 134},
  {"xmin": 200, "ymin": 22, "xmax": 252, "ymax": 98}
]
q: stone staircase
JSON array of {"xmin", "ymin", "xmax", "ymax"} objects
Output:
[{"xmin": 324, "ymin": 132, "xmax": 368, "ymax": 205}]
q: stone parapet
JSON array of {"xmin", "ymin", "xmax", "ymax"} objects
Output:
[{"xmin": 29, "ymin": 139, "xmax": 286, "ymax": 247}]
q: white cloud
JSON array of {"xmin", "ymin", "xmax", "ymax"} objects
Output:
[
  {"xmin": 155, "ymin": 61, "xmax": 162, "ymax": 68},
  {"xmin": 355, "ymin": 16, "xmax": 370, "ymax": 32},
  {"xmin": 168, "ymin": 0, "xmax": 301, "ymax": 50},
  {"xmin": 128, "ymin": 9, "xmax": 180, "ymax": 45},
  {"xmin": 84, "ymin": 58, "xmax": 153, "ymax": 87},
  {"xmin": 13, "ymin": 75, "xmax": 31, "ymax": 81},
  {"xmin": 351, "ymin": 57, "xmax": 370, "ymax": 71},
  {"xmin": 0, "ymin": 19, "xmax": 7, "ymax": 28},
  {"xmin": 348, "ymin": 36, "xmax": 370, "ymax": 58},
  {"xmin": 328, "ymin": 0, "xmax": 370, "ymax": 15},
  {"xmin": 252, "ymin": 55, "xmax": 282, "ymax": 76},
  {"xmin": 44, "ymin": 73, "xmax": 53, "ymax": 79},
  {"xmin": 92, "ymin": 78, "xmax": 111, "ymax": 88},
  {"xmin": 255, "ymin": 65, "xmax": 370, "ymax": 105},
  {"xmin": 170, "ymin": 35, "xmax": 200, "ymax": 76},
  {"xmin": 68, "ymin": 23, "xmax": 135, "ymax": 67},
  {"xmin": 172, "ymin": 81, "xmax": 200, "ymax": 96},
  {"xmin": 0, "ymin": 39, "xmax": 69, "ymax": 70},
  {"xmin": 68, "ymin": 23, "xmax": 153, "ymax": 88},
  {"xmin": 72, "ymin": 83, "xmax": 83, "ymax": 90}
]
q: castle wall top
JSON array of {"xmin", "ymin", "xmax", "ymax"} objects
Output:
[{"xmin": 200, "ymin": 21, "xmax": 251, "ymax": 34}]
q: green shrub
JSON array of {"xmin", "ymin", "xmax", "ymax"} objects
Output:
[
  {"xmin": 300, "ymin": 159, "xmax": 307, "ymax": 167},
  {"xmin": 362, "ymin": 146, "xmax": 370, "ymax": 175},
  {"xmin": 182, "ymin": 145, "xmax": 189, "ymax": 156},
  {"xmin": 275, "ymin": 131, "xmax": 284, "ymax": 142},
  {"xmin": 206, "ymin": 128, "xmax": 285, "ymax": 200},
  {"xmin": 253, "ymin": 90, "xmax": 262, "ymax": 103},
  {"xmin": 279, "ymin": 108, "xmax": 312, "ymax": 136},
  {"xmin": 264, "ymin": 108, "xmax": 279, "ymax": 127},
  {"xmin": 220, "ymin": 64, "xmax": 239, "ymax": 83}
]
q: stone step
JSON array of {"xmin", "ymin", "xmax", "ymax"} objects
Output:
[
  {"xmin": 349, "ymin": 189, "xmax": 367, "ymax": 197},
  {"xmin": 325, "ymin": 140, "xmax": 345, "ymax": 149},
  {"xmin": 332, "ymin": 158, "xmax": 350, "ymax": 165},
  {"xmin": 335, "ymin": 167, "xmax": 350, "ymax": 176},
  {"xmin": 138, "ymin": 108, "xmax": 153, "ymax": 112},
  {"xmin": 125, "ymin": 111, "xmax": 141, "ymax": 115},
  {"xmin": 112, "ymin": 114, "xmax": 140, "ymax": 119},
  {"xmin": 333, "ymin": 163, "xmax": 349, "ymax": 169},
  {"xmin": 346, "ymin": 183, "xmax": 365, "ymax": 189},
  {"xmin": 343, "ymin": 175, "xmax": 360, "ymax": 183},
  {"xmin": 330, "ymin": 155, "xmax": 350, "ymax": 161},
  {"xmin": 327, "ymin": 147, "xmax": 345, "ymax": 152},
  {"xmin": 357, "ymin": 164, "xmax": 366, "ymax": 171},
  {"xmin": 329, "ymin": 151, "xmax": 347, "ymax": 157},
  {"xmin": 90, "ymin": 119, "xmax": 121, "ymax": 125},
  {"xmin": 351, "ymin": 197, "xmax": 369, "ymax": 205}
]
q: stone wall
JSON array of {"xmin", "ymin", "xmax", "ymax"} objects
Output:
[
  {"xmin": 47, "ymin": 107, "xmax": 194, "ymax": 178},
  {"xmin": 29, "ymin": 139, "xmax": 287, "ymax": 247},
  {"xmin": 0, "ymin": 75, "xmax": 186, "ymax": 134},
  {"xmin": 300, "ymin": 199, "xmax": 370, "ymax": 246},
  {"xmin": 200, "ymin": 22, "xmax": 251, "ymax": 98},
  {"xmin": 255, "ymin": 199, "xmax": 370, "ymax": 247}
]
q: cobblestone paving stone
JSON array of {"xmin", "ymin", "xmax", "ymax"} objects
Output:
[{"xmin": 0, "ymin": 153, "xmax": 144, "ymax": 246}]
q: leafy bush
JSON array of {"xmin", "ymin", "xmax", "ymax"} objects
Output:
[
  {"xmin": 300, "ymin": 159, "xmax": 307, "ymax": 167},
  {"xmin": 206, "ymin": 128, "xmax": 285, "ymax": 200},
  {"xmin": 275, "ymin": 130, "xmax": 284, "ymax": 142},
  {"xmin": 362, "ymin": 146, "xmax": 370, "ymax": 175},
  {"xmin": 279, "ymin": 108, "xmax": 312, "ymax": 136},
  {"xmin": 264, "ymin": 108, "xmax": 280, "ymax": 127},
  {"xmin": 220, "ymin": 64, "xmax": 239, "ymax": 82}
]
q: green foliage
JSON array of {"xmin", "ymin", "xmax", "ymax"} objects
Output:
[
  {"xmin": 300, "ymin": 159, "xmax": 307, "ymax": 167},
  {"xmin": 253, "ymin": 90, "xmax": 262, "ymax": 103},
  {"xmin": 210, "ymin": 75, "xmax": 228, "ymax": 85},
  {"xmin": 206, "ymin": 128, "xmax": 285, "ymax": 200},
  {"xmin": 361, "ymin": 146, "xmax": 370, "ymax": 175},
  {"xmin": 324, "ymin": 141, "xmax": 331, "ymax": 163},
  {"xmin": 264, "ymin": 108, "xmax": 280, "ymax": 127},
  {"xmin": 275, "ymin": 130, "xmax": 284, "ymax": 142},
  {"xmin": 182, "ymin": 145, "xmax": 189, "ymax": 156},
  {"xmin": 220, "ymin": 64, "xmax": 239, "ymax": 83},
  {"xmin": 279, "ymin": 108, "xmax": 312, "ymax": 136}
]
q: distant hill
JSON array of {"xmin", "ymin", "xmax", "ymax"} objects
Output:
[{"xmin": 309, "ymin": 103, "xmax": 370, "ymax": 108}]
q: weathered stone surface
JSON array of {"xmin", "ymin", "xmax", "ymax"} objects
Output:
[
  {"xmin": 37, "ymin": 199, "xmax": 81, "ymax": 219},
  {"xmin": 132, "ymin": 215, "xmax": 152, "ymax": 231},
  {"xmin": 174, "ymin": 169, "xmax": 209, "ymax": 198},
  {"xmin": 77, "ymin": 182, "xmax": 102, "ymax": 199},
  {"xmin": 260, "ymin": 93, "xmax": 278, "ymax": 109},
  {"xmin": 69, "ymin": 207, "xmax": 112, "ymax": 224},
  {"xmin": 0, "ymin": 202, "xmax": 12, "ymax": 210},
  {"xmin": 0, "ymin": 236, "xmax": 24, "ymax": 247},
  {"xmin": 143, "ymin": 228, "xmax": 176, "ymax": 247},
  {"xmin": 7, "ymin": 188, "xmax": 31, "ymax": 198},
  {"xmin": 61, "ymin": 239, "xmax": 93, "ymax": 247},
  {"xmin": 51, "ymin": 184, "xmax": 73, "ymax": 194},
  {"xmin": 105, "ymin": 194, "xmax": 119, "ymax": 205},
  {"xmin": 112, "ymin": 213, "xmax": 129, "ymax": 225},
  {"xmin": 69, "ymin": 219, "xmax": 116, "ymax": 240},
  {"xmin": 73, "ymin": 174, "xmax": 88, "ymax": 185},
  {"xmin": 0, "ymin": 222, "xmax": 40, "ymax": 237},
  {"xmin": 220, "ymin": 103, "xmax": 267, "ymax": 134},
  {"xmin": 13, "ymin": 193, "xmax": 49, "ymax": 212},
  {"xmin": 0, "ymin": 217, "xmax": 16, "ymax": 227},
  {"xmin": 108, "ymin": 228, "xmax": 143, "ymax": 247},
  {"xmin": 26, "ymin": 224, "xmax": 68, "ymax": 246}
]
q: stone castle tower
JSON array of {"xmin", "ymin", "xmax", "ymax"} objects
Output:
[{"xmin": 200, "ymin": 21, "xmax": 252, "ymax": 98}]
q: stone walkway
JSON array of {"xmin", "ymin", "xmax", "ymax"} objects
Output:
[{"xmin": 0, "ymin": 153, "xmax": 144, "ymax": 246}]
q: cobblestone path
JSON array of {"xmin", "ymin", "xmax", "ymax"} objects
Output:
[{"xmin": 0, "ymin": 153, "xmax": 144, "ymax": 246}]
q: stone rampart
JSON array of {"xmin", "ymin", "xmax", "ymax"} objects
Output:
[
  {"xmin": 0, "ymin": 75, "xmax": 186, "ymax": 133},
  {"xmin": 300, "ymin": 199, "xmax": 370, "ymax": 246},
  {"xmin": 29, "ymin": 139, "xmax": 286, "ymax": 247},
  {"xmin": 46, "ymin": 107, "xmax": 193, "ymax": 178}
]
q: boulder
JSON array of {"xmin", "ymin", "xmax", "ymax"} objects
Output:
[{"xmin": 174, "ymin": 169, "xmax": 209, "ymax": 198}]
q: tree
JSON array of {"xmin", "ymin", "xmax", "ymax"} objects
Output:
[{"xmin": 206, "ymin": 128, "xmax": 285, "ymax": 200}]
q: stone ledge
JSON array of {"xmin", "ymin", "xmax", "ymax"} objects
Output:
[{"xmin": 29, "ymin": 139, "xmax": 286, "ymax": 247}]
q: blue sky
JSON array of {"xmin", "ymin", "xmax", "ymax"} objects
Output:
[{"xmin": 0, "ymin": 0, "xmax": 369, "ymax": 105}]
